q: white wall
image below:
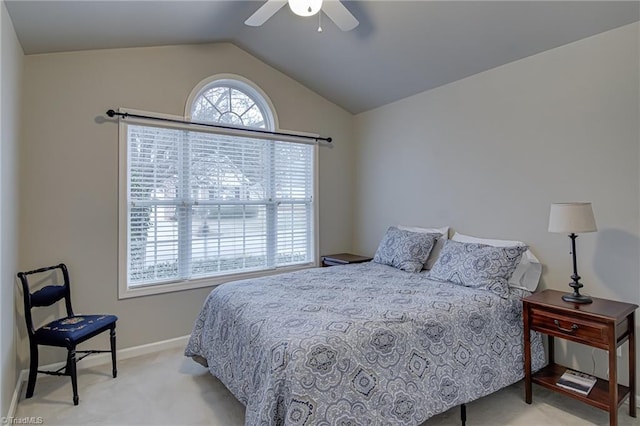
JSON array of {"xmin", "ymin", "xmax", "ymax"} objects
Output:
[
  {"xmin": 1, "ymin": 0, "xmax": 23, "ymax": 415},
  {"xmin": 18, "ymin": 42, "xmax": 354, "ymax": 367},
  {"xmin": 353, "ymin": 23, "xmax": 640, "ymax": 390}
]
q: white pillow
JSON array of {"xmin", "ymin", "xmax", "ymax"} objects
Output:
[
  {"xmin": 451, "ymin": 232, "xmax": 542, "ymax": 292},
  {"xmin": 397, "ymin": 225, "xmax": 450, "ymax": 270}
]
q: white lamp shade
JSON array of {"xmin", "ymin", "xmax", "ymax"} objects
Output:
[
  {"xmin": 289, "ymin": 0, "xmax": 323, "ymax": 16},
  {"xmin": 548, "ymin": 202, "xmax": 597, "ymax": 233}
]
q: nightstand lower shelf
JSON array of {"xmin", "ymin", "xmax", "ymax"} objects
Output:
[{"xmin": 532, "ymin": 363, "xmax": 630, "ymax": 412}]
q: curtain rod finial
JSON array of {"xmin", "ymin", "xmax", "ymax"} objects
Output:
[{"xmin": 106, "ymin": 109, "xmax": 116, "ymax": 117}]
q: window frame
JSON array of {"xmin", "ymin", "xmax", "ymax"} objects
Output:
[
  {"xmin": 118, "ymin": 102, "xmax": 319, "ymax": 299},
  {"xmin": 185, "ymin": 74, "xmax": 276, "ymax": 129}
]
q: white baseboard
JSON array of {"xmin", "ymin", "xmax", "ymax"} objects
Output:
[
  {"xmin": 7, "ymin": 370, "xmax": 27, "ymax": 421},
  {"xmin": 6, "ymin": 334, "xmax": 190, "ymax": 419}
]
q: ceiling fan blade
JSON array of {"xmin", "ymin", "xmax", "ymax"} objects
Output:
[
  {"xmin": 245, "ymin": 0, "xmax": 287, "ymax": 26},
  {"xmin": 322, "ymin": 0, "xmax": 359, "ymax": 31}
]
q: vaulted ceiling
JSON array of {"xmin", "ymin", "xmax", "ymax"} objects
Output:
[{"xmin": 6, "ymin": 1, "xmax": 639, "ymax": 114}]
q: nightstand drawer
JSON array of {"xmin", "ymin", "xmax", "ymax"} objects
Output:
[{"xmin": 530, "ymin": 308, "xmax": 608, "ymax": 346}]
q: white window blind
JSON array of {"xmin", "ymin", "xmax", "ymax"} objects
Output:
[{"xmin": 125, "ymin": 123, "xmax": 315, "ymax": 288}]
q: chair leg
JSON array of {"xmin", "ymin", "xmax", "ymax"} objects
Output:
[
  {"xmin": 68, "ymin": 348, "xmax": 79, "ymax": 405},
  {"xmin": 110, "ymin": 327, "xmax": 117, "ymax": 378},
  {"xmin": 25, "ymin": 343, "xmax": 39, "ymax": 398}
]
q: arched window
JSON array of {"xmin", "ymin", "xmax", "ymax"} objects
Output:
[
  {"xmin": 189, "ymin": 79, "xmax": 273, "ymax": 130},
  {"xmin": 119, "ymin": 76, "xmax": 316, "ymax": 298}
]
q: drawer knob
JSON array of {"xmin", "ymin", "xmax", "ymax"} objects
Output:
[{"xmin": 554, "ymin": 319, "xmax": 578, "ymax": 333}]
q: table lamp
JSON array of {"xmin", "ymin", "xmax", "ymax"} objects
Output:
[{"xmin": 548, "ymin": 202, "xmax": 597, "ymax": 304}]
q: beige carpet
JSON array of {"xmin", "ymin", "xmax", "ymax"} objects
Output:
[{"xmin": 14, "ymin": 347, "xmax": 638, "ymax": 425}]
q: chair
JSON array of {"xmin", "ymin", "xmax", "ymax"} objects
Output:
[{"xmin": 17, "ymin": 263, "xmax": 117, "ymax": 405}]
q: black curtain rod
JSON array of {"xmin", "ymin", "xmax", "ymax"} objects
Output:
[{"xmin": 106, "ymin": 110, "xmax": 332, "ymax": 143}]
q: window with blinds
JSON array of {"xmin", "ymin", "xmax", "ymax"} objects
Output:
[{"xmin": 119, "ymin": 78, "xmax": 316, "ymax": 296}]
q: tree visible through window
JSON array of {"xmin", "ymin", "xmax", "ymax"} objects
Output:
[
  {"xmin": 121, "ymin": 78, "xmax": 315, "ymax": 292},
  {"xmin": 191, "ymin": 83, "xmax": 267, "ymax": 128}
]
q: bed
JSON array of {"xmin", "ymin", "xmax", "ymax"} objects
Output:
[{"xmin": 185, "ymin": 260, "xmax": 546, "ymax": 425}]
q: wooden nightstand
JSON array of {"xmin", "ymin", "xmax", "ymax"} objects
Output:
[
  {"xmin": 523, "ymin": 289, "xmax": 637, "ymax": 426},
  {"xmin": 321, "ymin": 253, "xmax": 372, "ymax": 267}
]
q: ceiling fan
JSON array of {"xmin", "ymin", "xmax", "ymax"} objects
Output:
[{"xmin": 245, "ymin": 0, "xmax": 359, "ymax": 31}]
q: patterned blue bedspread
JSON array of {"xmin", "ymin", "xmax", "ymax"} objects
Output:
[{"xmin": 185, "ymin": 262, "xmax": 545, "ymax": 425}]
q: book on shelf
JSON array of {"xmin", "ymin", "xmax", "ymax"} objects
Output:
[{"xmin": 556, "ymin": 369, "xmax": 597, "ymax": 395}]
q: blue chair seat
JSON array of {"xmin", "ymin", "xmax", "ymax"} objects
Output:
[{"xmin": 35, "ymin": 315, "xmax": 118, "ymax": 347}]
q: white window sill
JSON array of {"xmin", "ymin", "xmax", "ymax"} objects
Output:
[{"xmin": 118, "ymin": 262, "xmax": 317, "ymax": 299}]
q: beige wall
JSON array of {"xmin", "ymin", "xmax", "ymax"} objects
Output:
[
  {"xmin": 18, "ymin": 42, "xmax": 354, "ymax": 367},
  {"xmin": 353, "ymin": 23, "xmax": 640, "ymax": 391},
  {"xmin": 1, "ymin": 0, "xmax": 23, "ymax": 415}
]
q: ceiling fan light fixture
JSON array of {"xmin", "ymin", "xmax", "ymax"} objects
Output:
[{"xmin": 289, "ymin": 0, "xmax": 323, "ymax": 17}]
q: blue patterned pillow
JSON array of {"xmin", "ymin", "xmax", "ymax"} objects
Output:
[
  {"xmin": 428, "ymin": 240, "xmax": 528, "ymax": 298},
  {"xmin": 373, "ymin": 227, "xmax": 440, "ymax": 273}
]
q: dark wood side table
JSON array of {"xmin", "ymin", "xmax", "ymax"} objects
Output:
[
  {"xmin": 321, "ymin": 253, "xmax": 372, "ymax": 267},
  {"xmin": 523, "ymin": 289, "xmax": 637, "ymax": 426}
]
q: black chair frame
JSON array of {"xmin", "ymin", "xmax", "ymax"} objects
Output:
[{"xmin": 18, "ymin": 263, "xmax": 117, "ymax": 405}]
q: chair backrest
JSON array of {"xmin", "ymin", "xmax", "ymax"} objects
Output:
[{"xmin": 17, "ymin": 263, "xmax": 74, "ymax": 337}]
